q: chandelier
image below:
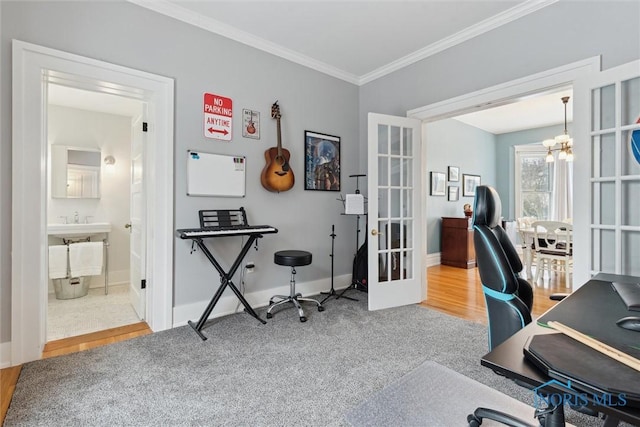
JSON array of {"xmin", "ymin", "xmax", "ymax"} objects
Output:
[{"xmin": 543, "ymin": 96, "xmax": 573, "ymax": 163}]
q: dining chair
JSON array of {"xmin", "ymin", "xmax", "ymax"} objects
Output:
[
  {"xmin": 531, "ymin": 220, "xmax": 573, "ymax": 285},
  {"xmin": 515, "ymin": 216, "xmax": 536, "ymax": 279}
]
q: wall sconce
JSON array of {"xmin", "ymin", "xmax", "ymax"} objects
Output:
[{"xmin": 104, "ymin": 155, "xmax": 116, "ymax": 166}]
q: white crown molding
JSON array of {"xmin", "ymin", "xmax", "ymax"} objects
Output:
[
  {"xmin": 128, "ymin": 0, "xmax": 557, "ymax": 87},
  {"xmin": 358, "ymin": 0, "xmax": 559, "ymax": 85},
  {"xmin": 127, "ymin": 0, "xmax": 360, "ymax": 85}
]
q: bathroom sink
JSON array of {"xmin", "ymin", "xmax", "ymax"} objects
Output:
[{"xmin": 47, "ymin": 222, "xmax": 111, "ymax": 238}]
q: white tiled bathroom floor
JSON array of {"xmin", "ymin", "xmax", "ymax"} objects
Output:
[{"xmin": 47, "ymin": 283, "xmax": 141, "ymax": 341}]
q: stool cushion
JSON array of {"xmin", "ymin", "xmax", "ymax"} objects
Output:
[{"xmin": 274, "ymin": 250, "xmax": 312, "ymax": 267}]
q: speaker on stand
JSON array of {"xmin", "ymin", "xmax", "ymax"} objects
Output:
[{"xmin": 337, "ymin": 174, "xmax": 367, "ymax": 300}]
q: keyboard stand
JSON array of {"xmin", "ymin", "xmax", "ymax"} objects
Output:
[{"xmin": 187, "ymin": 234, "xmax": 266, "ymax": 340}]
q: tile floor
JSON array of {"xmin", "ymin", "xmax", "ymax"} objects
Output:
[{"xmin": 47, "ymin": 283, "xmax": 140, "ymax": 341}]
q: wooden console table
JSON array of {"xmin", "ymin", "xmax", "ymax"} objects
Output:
[{"xmin": 441, "ymin": 217, "xmax": 476, "ymax": 269}]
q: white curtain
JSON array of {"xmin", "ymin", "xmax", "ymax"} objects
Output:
[{"xmin": 551, "ymin": 160, "xmax": 573, "ymax": 221}]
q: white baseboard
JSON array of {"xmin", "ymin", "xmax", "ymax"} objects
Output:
[
  {"xmin": 1, "ymin": 341, "xmax": 11, "ymax": 368},
  {"xmin": 173, "ymin": 274, "xmax": 352, "ymax": 327},
  {"xmin": 426, "ymin": 252, "xmax": 441, "ymax": 267}
]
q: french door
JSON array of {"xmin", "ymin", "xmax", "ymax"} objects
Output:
[
  {"xmin": 573, "ymin": 60, "xmax": 640, "ymax": 285},
  {"xmin": 367, "ymin": 113, "xmax": 425, "ymax": 310}
]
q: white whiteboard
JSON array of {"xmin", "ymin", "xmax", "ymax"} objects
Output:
[{"xmin": 187, "ymin": 150, "xmax": 246, "ymax": 197}]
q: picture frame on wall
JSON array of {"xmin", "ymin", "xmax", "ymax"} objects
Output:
[
  {"xmin": 462, "ymin": 174, "xmax": 481, "ymax": 197},
  {"xmin": 242, "ymin": 109, "xmax": 260, "ymax": 139},
  {"xmin": 430, "ymin": 171, "xmax": 446, "ymax": 196},
  {"xmin": 448, "ymin": 166, "xmax": 459, "ymax": 182},
  {"xmin": 448, "ymin": 186, "xmax": 459, "ymax": 201},
  {"xmin": 304, "ymin": 130, "xmax": 341, "ymax": 191}
]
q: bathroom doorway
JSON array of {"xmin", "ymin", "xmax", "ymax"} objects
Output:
[
  {"xmin": 46, "ymin": 84, "xmax": 144, "ymax": 341},
  {"xmin": 12, "ymin": 40, "xmax": 175, "ymax": 364}
]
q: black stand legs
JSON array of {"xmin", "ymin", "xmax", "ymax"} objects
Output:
[
  {"xmin": 337, "ymin": 212, "xmax": 365, "ymax": 300},
  {"xmin": 187, "ymin": 236, "xmax": 266, "ymax": 340},
  {"xmin": 321, "ymin": 225, "xmax": 357, "ymax": 304}
]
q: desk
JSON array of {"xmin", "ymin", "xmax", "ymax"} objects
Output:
[{"xmin": 481, "ymin": 273, "xmax": 640, "ymax": 426}]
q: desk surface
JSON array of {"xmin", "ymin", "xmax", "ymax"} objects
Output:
[{"xmin": 481, "ymin": 273, "xmax": 640, "ymax": 425}]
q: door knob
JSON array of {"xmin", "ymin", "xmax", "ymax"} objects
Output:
[
  {"xmin": 371, "ymin": 229, "xmax": 383, "ymax": 236},
  {"xmin": 125, "ymin": 223, "xmax": 132, "ymax": 229}
]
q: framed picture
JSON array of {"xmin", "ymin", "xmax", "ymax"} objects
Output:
[
  {"xmin": 242, "ymin": 109, "xmax": 260, "ymax": 139},
  {"xmin": 448, "ymin": 186, "xmax": 459, "ymax": 201},
  {"xmin": 304, "ymin": 131, "xmax": 341, "ymax": 191},
  {"xmin": 462, "ymin": 174, "xmax": 481, "ymax": 197},
  {"xmin": 430, "ymin": 171, "xmax": 446, "ymax": 196},
  {"xmin": 448, "ymin": 166, "xmax": 459, "ymax": 182}
]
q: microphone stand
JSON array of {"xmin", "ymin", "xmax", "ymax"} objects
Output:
[{"xmin": 321, "ymin": 225, "xmax": 357, "ymax": 303}]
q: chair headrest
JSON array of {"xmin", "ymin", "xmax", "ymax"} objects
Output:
[{"xmin": 473, "ymin": 185, "xmax": 502, "ymax": 228}]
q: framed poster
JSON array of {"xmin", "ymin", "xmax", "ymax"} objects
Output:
[{"xmin": 304, "ymin": 131, "xmax": 340, "ymax": 191}]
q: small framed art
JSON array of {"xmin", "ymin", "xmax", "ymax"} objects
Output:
[
  {"xmin": 430, "ymin": 171, "xmax": 446, "ymax": 196},
  {"xmin": 448, "ymin": 166, "xmax": 459, "ymax": 182},
  {"xmin": 462, "ymin": 174, "xmax": 481, "ymax": 197},
  {"xmin": 448, "ymin": 186, "xmax": 459, "ymax": 201}
]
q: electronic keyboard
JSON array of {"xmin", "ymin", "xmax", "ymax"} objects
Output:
[{"xmin": 177, "ymin": 225, "xmax": 278, "ymax": 239}]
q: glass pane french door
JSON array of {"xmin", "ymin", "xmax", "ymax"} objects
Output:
[
  {"xmin": 574, "ymin": 60, "xmax": 640, "ymax": 283},
  {"xmin": 367, "ymin": 113, "xmax": 424, "ymax": 310}
]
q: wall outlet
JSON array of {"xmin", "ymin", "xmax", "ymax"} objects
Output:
[{"xmin": 245, "ymin": 261, "xmax": 255, "ymax": 273}]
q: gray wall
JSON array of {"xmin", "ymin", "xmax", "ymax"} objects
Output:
[
  {"xmin": 358, "ymin": 0, "xmax": 639, "ymax": 252},
  {"xmin": 0, "ymin": 1, "xmax": 359, "ymax": 343},
  {"xmin": 424, "ymin": 119, "xmax": 496, "ymax": 254}
]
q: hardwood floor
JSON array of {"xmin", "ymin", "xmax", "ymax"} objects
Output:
[
  {"xmin": 1, "ymin": 265, "xmax": 568, "ymax": 425},
  {"xmin": 421, "ymin": 264, "xmax": 568, "ymax": 322},
  {"xmin": 1, "ymin": 322, "xmax": 151, "ymax": 425}
]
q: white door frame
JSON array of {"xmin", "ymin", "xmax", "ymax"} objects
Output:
[
  {"xmin": 408, "ymin": 56, "xmax": 601, "ymax": 291},
  {"xmin": 11, "ymin": 40, "xmax": 174, "ymax": 364}
]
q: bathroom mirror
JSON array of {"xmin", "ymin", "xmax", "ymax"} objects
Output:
[{"xmin": 50, "ymin": 145, "xmax": 102, "ymax": 199}]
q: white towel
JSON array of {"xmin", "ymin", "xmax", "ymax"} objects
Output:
[
  {"xmin": 48, "ymin": 245, "xmax": 68, "ymax": 279},
  {"xmin": 69, "ymin": 242, "xmax": 104, "ymax": 277}
]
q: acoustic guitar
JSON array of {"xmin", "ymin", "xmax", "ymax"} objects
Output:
[{"xmin": 260, "ymin": 101, "xmax": 294, "ymax": 192}]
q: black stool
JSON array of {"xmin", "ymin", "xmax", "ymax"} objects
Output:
[{"xmin": 266, "ymin": 250, "xmax": 325, "ymax": 322}]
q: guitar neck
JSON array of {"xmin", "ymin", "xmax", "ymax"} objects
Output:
[{"xmin": 276, "ymin": 117, "xmax": 283, "ymax": 156}]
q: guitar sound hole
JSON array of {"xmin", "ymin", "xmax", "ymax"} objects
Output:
[{"xmin": 275, "ymin": 156, "xmax": 290, "ymax": 172}]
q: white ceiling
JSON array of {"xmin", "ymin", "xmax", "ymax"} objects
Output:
[
  {"xmin": 129, "ymin": 0, "xmax": 556, "ymax": 85},
  {"xmin": 454, "ymin": 88, "xmax": 573, "ymax": 134},
  {"xmin": 49, "ymin": 0, "xmax": 570, "ymax": 134}
]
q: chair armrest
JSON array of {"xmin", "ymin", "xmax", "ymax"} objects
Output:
[{"xmin": 468, "ymin": 407, "xmax": 536, "ymax": 427}]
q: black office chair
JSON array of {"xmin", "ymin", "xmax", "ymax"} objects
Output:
[{"xmin": 467, "ymin": 186, "xmax": 567, "ymax": 427}]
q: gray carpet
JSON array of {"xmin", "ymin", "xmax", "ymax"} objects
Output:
[{"xmin": 5, "ymin": 295, "xmax": 604, "ymax": 426}]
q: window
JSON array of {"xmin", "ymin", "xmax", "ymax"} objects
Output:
[{"xmin": 515, "ymin": 145, "xmax": 553, "ymax": 220}]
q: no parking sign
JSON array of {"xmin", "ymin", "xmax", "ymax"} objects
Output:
[{"xmin": 204, "ymin": 93, "xmax": 232, "ymax": 141}]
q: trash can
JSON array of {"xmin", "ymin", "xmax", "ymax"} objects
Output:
[{"xmin": 53, "ymin": 276, "xmax": 89, "ymax": 300}]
